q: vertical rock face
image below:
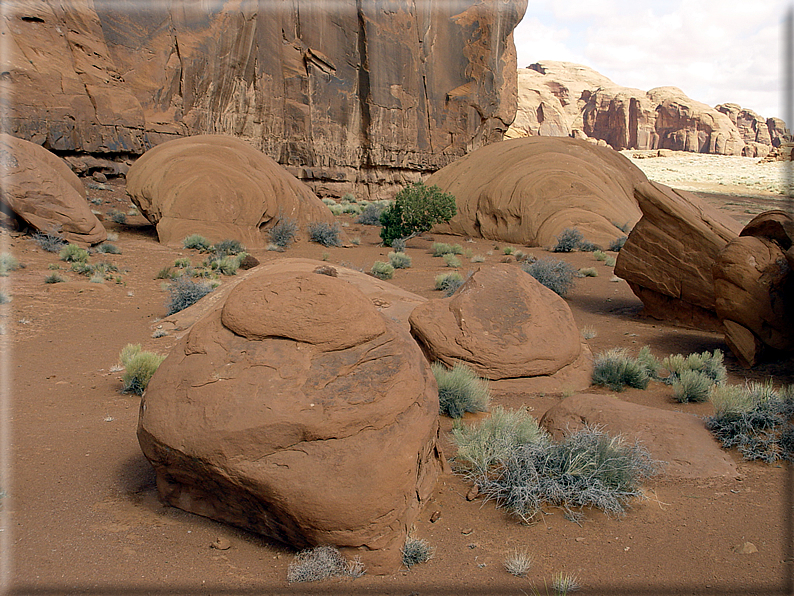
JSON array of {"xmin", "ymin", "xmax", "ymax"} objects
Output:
[{"xmin": 3, "ymin": 0, "xmax": 526, "ymax": 198}]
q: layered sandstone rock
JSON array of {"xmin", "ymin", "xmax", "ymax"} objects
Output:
[
  {"xmin": 507, "ymin": 61, "xmax": 788, "ymax": 156},
  {"xmin": 428, "ymin": 136, "xmax": 644, "ymax": 248},
  {"xmin": 540, "ymin": 394, "xmax": 737, "ymax": 479},
  {"xmin": 614, "ymin": 181, "xmax": 742, "ymax": 329},
  {"xmin": 713, "ymin": 211, "xmax": 794, "ymax": 366},
  {"xmin": 409, "ymin": 264, "xmax": 593, "ymax": 393},
  {"xmin": 0, "ymin": 134, "xmax": 106, "ymax": 244},
  {"xmin": 125, "ymin": 135, "xmax": 339, "ymax": 246},
  {"xmin": 138, "ymin": 267, "xmax": 443, "ymax": 573},
  {"xmin": 3, "ymin": 0, "xmax": 526, "ymax": 198}
]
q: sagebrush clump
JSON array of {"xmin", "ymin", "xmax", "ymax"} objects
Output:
[
  {"xmin": 370, "ymin": 261, "xmax": 394, "ymax": 280},
  {"xmin": 308, "ymin": 222, "xmax": 341, "ymax": 247},
  {"xmin": 59, "ymin": 244, "xmax": 89, "ymax": 263},
  {"xmin": 356, "ymin": 202, "xmax": 387, "ymax": 226},
  {"xmin": 287, "ymin": 546, "xmax": 364, "ymax": 583},
  {"xmin": 166, "ymin": 276, "xmax": 214, "ymax": 315},
  {"xmin": 269, "ymin": 218, "xmax": 298, "ymax": 249},
  {"xmin": 402, "ymin": 537, "xmax": 434, "ymax": 568},
  {"xmin": 432, "ymin": 362, "xmax": 490, "ymax": 419},
  {"xmin": 33, "ymin": 229, "xmax": 67, "ymax": 253},
  {"xmin": 434, "ymin": 272, "xmax": 464, "ymax": 296},
  {"xmin": 522, "ymin": 258, "xmax": 577, "ymax": 297},
  {"xmin": 119, "ymin": 344, "xmax": 165, "ymax": 395},
  {"xmin": 592, "ymin": 348, "xmax": 650, "ymax": 392},
  {"xmin": 183, "ymin": 234, "xmax": 211, "ymax": 251},
  {"xmin": 388, "ymin": 252, "xmax": 412, "ymax": 269}
]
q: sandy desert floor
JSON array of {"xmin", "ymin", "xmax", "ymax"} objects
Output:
[{"xmin": 1, "ymin": 160, "xmax": 793, "ymax": 595}]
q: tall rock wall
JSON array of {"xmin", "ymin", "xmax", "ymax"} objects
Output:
[
  {"xmin": 2, "ymin": 0, "xmax": 526, "ymax": 198},
  {"xmin": 507, "ymin": 61, "xmax": 789, "ymax": 156}
]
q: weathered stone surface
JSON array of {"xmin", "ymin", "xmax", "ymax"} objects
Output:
[
  {"xmin": 409, "ymin": 264, "xmax": 593, "ymax": 392},
  {"xmin": 0, "ymin": 134, "xmax": 106, "ymax": 245},
  {"xmin": 4, "ymin": 0, "xmax": 526, "ymax": 198},
  {"xmin": 428, "ymin": 136, "xmax": 644, "ymax": 248},
  {"xmin": 713, "ymin": 211, "xmax": 794, "ymax": 366},
  {"xmin": 125, "ymin": 135, "xmax": 339, "ymax": 246},
  {"xmin": 507, "ymin": 61, "xmax": 788, "ymax": 155},
  {"xmin": 614, "ymin": 181, "xmax": 742, "ymax": 329},
  {"xmin": 540, "ymin": 394, "xmax": 738, "ymax": 479},
  {"xmin": 138, "ymin": 267, "xmax": 443, "ymax": 574}
]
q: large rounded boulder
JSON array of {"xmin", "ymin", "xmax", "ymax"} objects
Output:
[
  {"xmin": 713, "ymin": 210, "xmax": 794, "ymax": 366},
  {"xmin": 409, "ymin": 264, "xmax": 593, "ymax": 392},
  {"xmin": 126, "ymin": 135, "xmax": 339, "ymax": 246},
  {"xmin": 0, "ymin": 134, "xmax": 106, "ymax": 244},
  {"xmin": 427, "ymin": 136, "xmax": 645, "ymax": 248},
  {"xmin": 138, "ymin": 268, "xmax": 443, "ymax": 573}
]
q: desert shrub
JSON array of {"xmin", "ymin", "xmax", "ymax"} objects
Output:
[
  {"xmin": 95, "ymin": 243, "xmax": 121, "ymax": 254},
  {"xmin": 578, "ymin": 239, "xmax": 600, "ymax": 252},
  {"xmin": 156, "ymin": 266, "xmax": 178, "ymax": 280},
  {"xmin": 476, "ymin": 426, "xmax": 657, "ymax": 521},
  {"xmin": 108, "ymin": 209, "xmax": 127, "ymax": 224},
  {"xmin": 388, "ymin": 252, "xmax": 412, "ymax": 269},
  {"xmin": 321, "ymin": 197, "xmax": 336, "ymax": 206},
  {"xmin": 592, "ymin": 348, "xmax": 650, "ymax": 392},
  {"xmin": 504, "ymin": 548, "xmax": 533, "ymax": 577},
  {"xmin": 166, "ymin": 276, "xmax": 214, "ymax": 315},
  {"xmin": 341, "ymin": 193, "xmax": 356, "ymax": 203},
  {"xmin": 503, "ymin": 246, "xmax": 515, "ymax": 255},
  {"xmin": 593, "ymin": 250, "xmax": 607, "ymax": 262},
  {"xmin": 433, "ymin": 361, "xmax": 490, "ymax": 419},
  {"xmin": 350, "ymin": 237, "xmax": 361, "ymax": 246},
  {"xmin": 581, "ymin": 326, "xmax": 597, "ymax": 340},
  {"xmin": 604, "ymin": 256, "xmax": 616, "ymax": 267},
  {"xmin": 379, "ymin": 181, "xmax": 457, "ymax": 246},
  {"xmin": 213, "ymin": 239, "xmax": 245, "ymax": 256},
  {"xmin": 370, "ymin": 261, "xmax": 394, "ymax": 280},
  {"xmin": 59, "ymin": 244, "xmax": 89, "ymax": 263},
  {"xmin": 174, "ymin": 258, "xmax": 191, "ymax": 268},
  {"xmin": 356, "ymin": 203, "xmax": 387, "ymax": 226},
  {"xmin": 269, "ymin": 218, "xmax": 298, "ymax": 248},
  {"xmin": 183, "ymin": 234, "xmax": 211, "ymax": 251},
  {"xmin": 672, "ymin": 369, "xmax": 713, "ymax": 403},
  {"xmin": 609, "ymin": 236, "xmax": 628, "ymax": 252},
  {"xmin": 89, "ymin": 273, "xmax": 105, "ymax": 284},
  {"xmin": 452, "ymin": 406, "xmax": 546, "ymax": 475},
  {"xmin": 706, "ymin": 381, "xmax": 794, "ymax": 463},
  {"xmin": 402, "ymin": 537, "xmax": 434, "ymax": 568},
  {"xmin": 552, "ymin": 572, "xmax": 581, "ymax": 594},
  {"xmin": 635, "ymin": 345, "xmax": 660, "ymax": 379},
  {"xmin": 443, "ymin": 253, "xmax": 461, "ymax": 268},
  {"xmin": 434, "ymin": 272, "xmax": 464, "ymax": 296},
  {"xmin": 44, "ymin": 273, "xmax": 65, "ymax": 284},
  {"xmin": 614, "ymin": 221, "xmax": 632, "ymax": 234},
  {"xmin": 661, "ymin": 349, "xmax": 726, "ymax": 385},
  {"xmin": 0, "ymin": 291, "xmax": 11, "ymax": 304},
  {"xmin": 471, "ymin": 254, "xmax": 485, "ymax": 263},
  {"xmin": 0, "ymin": 253, "xmax": 20, "ymax": 276},
  {"xmin": 340, "ymin": 202, "xmax": 361, "ymax": 215},
  {"xmin": 579, "ymin": 267, "xmax": 598, "ymax": 277},
  {"xmin": 286, "ymin": 545, "xmax": 364, "ymax": 583},
  {"xmin": 390, "ymin": 238, "xmax": 406, "ymax": 253},
  {"xmin": 327, "ymin": 203, "xmax": 343, "ymax": 216},
  {"xmin": 522, "ymin": 258, "xmax": 577, "ymax": 297},
  {"xmin": 33, "ymin": 230, "xmax": 66, "ymax": 253},
  {"xmin": 119, "ymin": 344, "xmax": 165, "ymax": 395},
  {"xmin": 432, "ymin": 242, "xmax": 463, "ymax": 256},
  {"xmin": 552, "ymin": 228, "xmax": 583, "ymax": 252},
  {"xmin": 213, "ymin": 256, "xmax": 239, "ymax": 276},
  {"xmin": 308, "ymin": 222, "xmax": 341, "ymax": 247}
]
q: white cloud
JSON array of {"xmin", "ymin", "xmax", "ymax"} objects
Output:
[{"xmin": 513, "ymin": 1, "xmax": 792, "ymax": 119}]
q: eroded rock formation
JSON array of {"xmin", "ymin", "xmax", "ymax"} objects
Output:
[
  {"xmin": 3, "ymin": 0, "xmax": 526, "ymax": 198},
  {"xmin": 138, "ymin": 265, "xmax": 444, "ymax": 574},
  {"xmin": 0, "ymin": 134, "xmax": 106, "ymax": 244},
  {"xmin": 428, "ymin": 136, "xmax": 644, "ymax": 248},
  {"xmin": 507, "ymin": 61, "xmax": 788, "ymax": 156}
]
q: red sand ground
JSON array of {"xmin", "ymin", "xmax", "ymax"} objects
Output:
[{"xmin": 2, "ymin": 179, "xmax": 792, "ymax": 595}]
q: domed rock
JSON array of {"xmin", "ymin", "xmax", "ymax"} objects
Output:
[
  {"xmin": 614, "ymin": 180, "xmax": 742, "ymax": 330},
  {"xmin": 713, "ymin": 210, "xmax": 794, "ymax": 367},
  {"xmin": 540, "ymin": 394, "xmax": 737, "ymax": 479},
  {"xmin": 427, "ymin": 137, "xmax": 644, "ymax": 248},
  {"xmin": 0, "ymin": 134, "xmax": 106, "ymax": 245},
  {"xmin": 409, "ymin": 263, "xmax": 592, "ymax": 392},
  {"xmin": 137, "ymin": 268, "xmax": 443, "ymax": 574},
  {"xmin": 125, "ymin": 135, "xmax": 340, "ymax": 246}
]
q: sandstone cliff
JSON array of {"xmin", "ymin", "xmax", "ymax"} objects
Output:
[
  {"xmin": 507, "ymin": 61, "xmax": 789, "ymax": 156},
  {"xmin": 3, "ymin": 0, "xmax": 526, "ymax": 198}
]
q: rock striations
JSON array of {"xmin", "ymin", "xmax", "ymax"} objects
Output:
[{"xmin": 3, "ymin": 0, "xmax": 526, "ymax": 198}]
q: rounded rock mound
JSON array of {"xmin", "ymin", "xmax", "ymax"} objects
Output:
[
  {"xmin": 409, "ymin": 264, "xmax": 593, "ymax": 392},
  {"xmin": 427, "ymin": 136, "xmax": 645, "ymax": 248},
  {"xmin": 125, "ymin": 135, "xmax": 339, "ymax": 246},
  {"xmin": 137, "ymin": 268, "xmax": 443, "ymax": 574},
  {"xmin": 0, "ymin": 134, "xmax": 106, "ymax": 245}
]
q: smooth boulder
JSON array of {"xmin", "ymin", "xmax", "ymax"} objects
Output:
[
  {"xmin": 0, "ymin": 134, "xmax": 106, "ymax": 244},
  {"xmin": 138, "ymin": 268, "xmax": 443, "ymax": 574},
  {"xmin": 126, "ymin": 135, "xmax": 340, "ymax": 246},
  {"xmin": 540, "ymin": 394, "xmax": 737, "ymax": 479},
  {"xmin": 428, "ymin": 137, "xmax": 644, "ymax": 248},
  {"xmin": 409, "ymin": 264, "xmax": 593, "ymax": 392}
]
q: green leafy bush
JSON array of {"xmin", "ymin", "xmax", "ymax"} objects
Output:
[
  {"xmin": 380, "ymin": 182, "xmax": 456, "ymax": 246},
  {"xmin": 370, "ymin": 261, "xmax": 394, "ymax": 280},
  {"xmin": 269, "ymin": 218, "xmax": 298, "ymax": 248},
  {"xmin": 119, "ymin": 344, "xmax": 165, "ymax": 395},
  {"xmin": 308, "ymin": 222, "xmax": 342, "ymax": 247},
  {"xmin": 503, "ymin": 246, "xmax": 515, "ymax": 255},
  {"xmin": 432, "ymin": 242, "xmax": 463, "ymax": 256},
  {"xmin": 183, "ymin": 234, "xmax": 211, "ymax": 251},
  {"xmin": 552, "ymin": 228, "xmax": 583, "ymax": 252},
  {"xmin": 402, "ymin": 537, "xmax": 434, "ymax": 568},
  {"xmin": 522, "ymin": 258, "xmax": 577, "ymax": 297},
  {"xmin": 388, "ymin": 252, "xmax": 412, "ymax": 269},
  {"xmin": 59, "ymin": 244, "xmax": 89, "ymax": 263},
  {"xmin": 434, "ymin": 272, "xmax": 464, "ymax": 296},
  {"xmin": 592, "ymin": 348, "xmax": 650, "ymax": 392},
  {"xmin": 166, "ymin": 276, "xmax": 214, "ymax": 315},
  {"xmin": 593, "ymin": 250, "xmax": 607, "ymax": 262},
  {"xmin": 604, "ymin": 256, "xmax": 616, "ymax": 267},
  {"xmin": 432, "ymin": 362, "xmax": 490, "ymax": 418}
]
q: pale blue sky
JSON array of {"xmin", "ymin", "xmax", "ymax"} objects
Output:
[{"xmin": 513, "ymin": 1, "xmax": 792, "ymax": 121}]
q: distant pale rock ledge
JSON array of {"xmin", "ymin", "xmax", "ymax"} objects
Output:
[{"xmin": 506, "ymin": 61, "xmax": 790, "ymax": 157}]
